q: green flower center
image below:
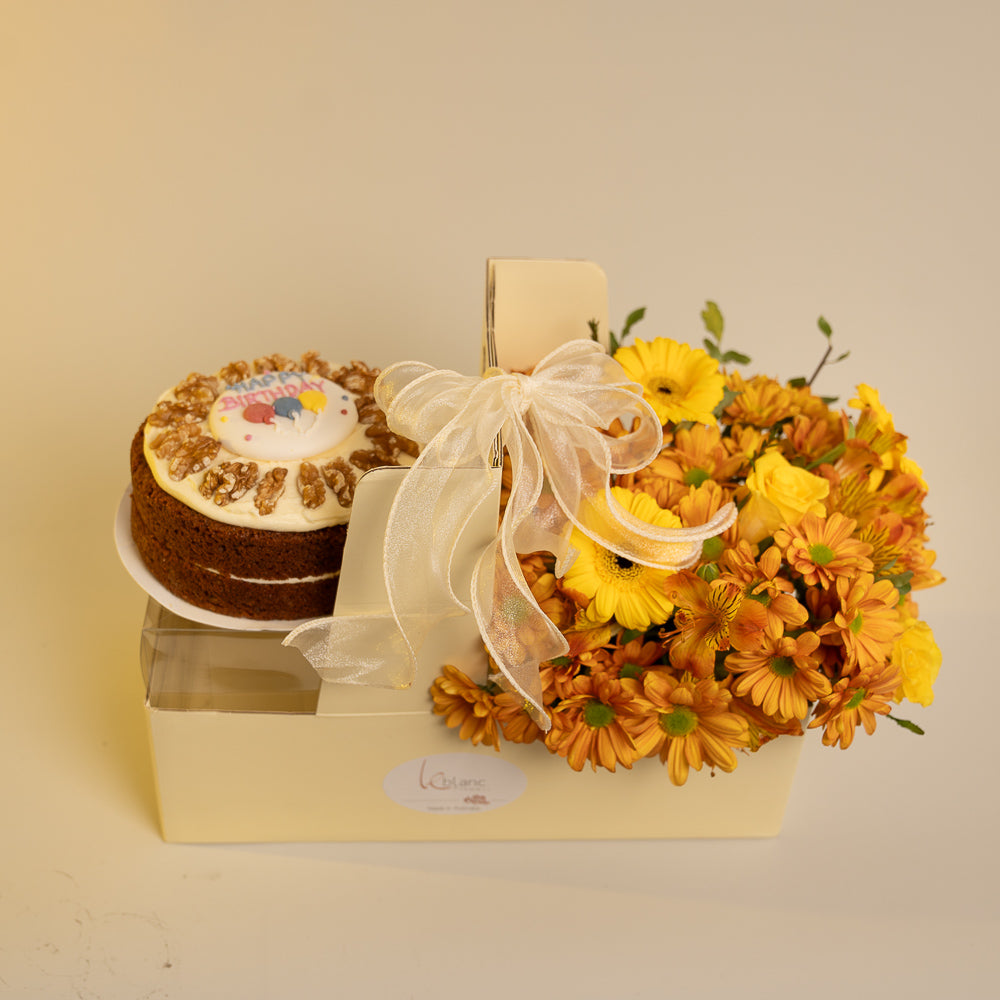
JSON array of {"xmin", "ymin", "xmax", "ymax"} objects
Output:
[
  {"xmin": 659, "ymin": 706, "xmax": 698, "ymax": 738},
  {"xmin": 583, "ymin": 699, "xmax": 616, "ymax": 729},
  {"xmin": 809, "ymin": 543, "xmax": 836, "ymax": 566},
  {"xmin": 850, "ymin": 611, "xmax": 864, "ymax": 634},
  {"xmin": 770, "ymin": 656, "xmax": 797, "ymax": 678},
  {"xmin": 701, "ymin": 535, "xmax": 725, "ymax": 561},
  {"xmin": 684, "ymin": 467, "xmax": 711, "ymax": 488},
  {"xmin": 846, "ymin": 687, "xmax": 866, "ymax": 709},
  {"xmin": 619, "ymin": 662, "xmax": 644, "ymax": 680}
]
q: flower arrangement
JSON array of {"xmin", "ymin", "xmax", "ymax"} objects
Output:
[{"xmin": 430, "ymin": 305, "xmax": 943, "ymax": 785}]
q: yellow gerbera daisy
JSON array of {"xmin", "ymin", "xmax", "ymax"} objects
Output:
[
  {"xmin": 614, "ymin": 337, "xmax": 725, "ymax": 425},
  {"xmin": 561, "ymin": 487, "xmax": 682, "ymax": 631}
]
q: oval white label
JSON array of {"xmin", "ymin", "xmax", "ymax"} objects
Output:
[{"xmin": 383, "ymin": 753, "xmax": 527, "ymax": 815}]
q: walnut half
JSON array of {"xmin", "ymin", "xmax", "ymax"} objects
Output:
[
  {"xmin": 254, "ymin": 467, "xmax": 288, "ymax": 515},
  {"xmin": 200, "ymin": 461, "xmax": 259, "ymax": 505}
]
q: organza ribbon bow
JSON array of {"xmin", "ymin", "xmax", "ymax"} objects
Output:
[{"xmin": 284, "ymin": 339, "xmax": 735, "ymax": 730}]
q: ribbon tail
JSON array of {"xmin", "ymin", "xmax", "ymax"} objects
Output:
[
  {"xmin": 471, "ymin": 535, "xmax": 565, "ymax": 732},
  {"xmin": 283, "ymin": 613, "xmax": 418, "ymax": 687}
]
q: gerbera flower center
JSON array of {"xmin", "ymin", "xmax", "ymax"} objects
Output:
[
  {"xmin": 684, "ymin": 466, "xmax": 711, "ymax": 487},
  {"xmin": 598, "ymin": 548, "xmax": 644, "ymax": 583},
  {"xmin": 808, "ymin": 542, "xmax": 836, "ymax": 566},
  {"xmin": 583, "ymin": 699, "xmax": 616, "ymax": 729},
  {"xmin": 649, "ymin": 375, "xmax": 682, "ymax": 398},
  {"xmin": 850, "ymin": 611, "xmax": 864, "ymax": 634},
  {"xmin": 846, "ymin": 687, "xmax": 867, "ymax": 709},
  {"xmin": 660, "ymin": 706, "xmax": 698, "ymax": 737},
  {"xmin": 770, "ymin": 656, "xmax": 797, "ymax": 678}
]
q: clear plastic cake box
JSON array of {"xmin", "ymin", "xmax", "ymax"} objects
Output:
[{"xmin": 136, "ymin": 259, "xmax": 804, "ymax": 843}]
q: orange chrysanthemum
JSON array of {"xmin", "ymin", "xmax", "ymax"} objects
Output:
[
  {"xmin": 720, "ymin": 542, "xmax": 809, "ymax": 633},
  {"xmin": 493, "ymin": 690, "xmax": 544, "ymax": 745},
  {"xmin": 544, "ymin": 673, "xmax": 642, "ymax": 772},
  {"xmin": 430, "ymin": 665, "xmax": 499, "ymax": 749},
  {"xmin": 818, "ymin": 573, "xmax": 904, "ymax": 671},
  {"xmin": 809, "ymin": 661, "xmax": 901, "ymax": 748},
  {"xmin": 775, "ymin": 512, "xmax": 874, "ymax": 589},
  {"xmin": 722, "ymin": 372, "xmax": 798, "ymax": 428},
  {"xmin": 728, "ymin": 631, "xmax": 832, "ymax": 722},
  {"xmin": 626, "ymin": 670, "xmax": 751, "ymax": 786}
]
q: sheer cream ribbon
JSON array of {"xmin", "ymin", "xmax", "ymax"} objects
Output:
[{"xmin": 283, "ymin": 339, "xmax": 735, "ymax": 730}]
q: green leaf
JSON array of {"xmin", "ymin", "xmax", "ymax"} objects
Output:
[
  {"xmin": 703, "ymin": 338, "xmax": 722, "ymax": 361},
  {"xmin": 888, "ymin": 713, "xmax": 925, "ymax": 736},
  {"xmin": 787, "ymin": 376, "xmax": 807, "ymax": 388},
  {"xmin": 722, "ymin": 350, "xmax": 752, "ymax": 365},
  {"xmin": 608, "ymin": 329, "xmax": 620, "ymax": 354},
  {"xmin": 701, "ymin": 300, "xmax": 724, "ymax": 341},
  {"xmin": 806, "ymin": 442, "xmax": 846, "ymax": 469},
  {"xmin": 621, "ymin": 306, "xmax": 646, "ymax": 339},
  {"xmin": 712, "ymin": 385, "xmax": 742, "ymax": 418},
  {"xmin": 835, "ymin": 350, "xmax": 850, "ymax": 363},
  {"xmin": 817, "ymin": 316, "xmax": 833, "ymax": 339},
  {"xmin": 588, "ymin": 318, "xmax": 600, "ymax": 342}
]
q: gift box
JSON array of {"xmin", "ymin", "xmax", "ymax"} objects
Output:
[
  {"xmin": 139, "ymin": 596, "xmax": 802, "ymax": 842},
  {"xmin": 124, "ymin": 259, "xmax": 818, "ymax": 843}
]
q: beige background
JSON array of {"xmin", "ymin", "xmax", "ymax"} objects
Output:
[{"xmin": 2, "ymin": 2, "xmax": 996, "ymax": 997}]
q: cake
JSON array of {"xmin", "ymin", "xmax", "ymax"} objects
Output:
[{"xmin": 130, "ymin": 351, "xmax": 417, "ymax": 621}]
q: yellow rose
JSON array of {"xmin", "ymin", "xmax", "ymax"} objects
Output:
[
  {"xmin": 737, "ymin": 492, "xmax": 785, "ymax": 545},
  {"xmin": 892, "ymin": 616, "xmax": 942, "ymax": 706},
  {"xmin": 745, "ymin": 450, "xmax": 829, "ymax": 528}
]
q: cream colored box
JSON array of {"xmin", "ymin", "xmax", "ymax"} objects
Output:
[{"xmin": 138, "ymin": 259, "xmax": 803, "ymax": 843}]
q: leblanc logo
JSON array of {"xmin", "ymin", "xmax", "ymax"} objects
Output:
[{"xmin": 383, "ymin": 753, "xmax": 527, "ymax": 815}]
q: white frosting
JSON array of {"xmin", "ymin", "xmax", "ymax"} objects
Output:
[{"xmin": 208, "ymin": 372, "xmax": 358, "ymax": 461}]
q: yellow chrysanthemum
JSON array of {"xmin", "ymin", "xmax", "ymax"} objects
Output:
[
  {"xmin": 614, "ymin": 337, "xmax": 725, "ymax": 425},
  {"xmin": 561, "ymin": 487, "xmax": 681, "ymax": 631}
]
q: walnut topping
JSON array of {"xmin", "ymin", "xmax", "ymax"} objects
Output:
[
  {"xmin": 321, "ymin": 457, "xmax": 357, "ymax": 507},
  {"xmin": 299, "ymin": 351, "xmax": 333, "ymax": 379},
  {"xmin": 355, "ymin": 395, "xmax": 383, "ymax": 425},
  {"xmin": 167, "ymin": 435, "xmax": 220, "ymax": 480},
  {"xmin": 253, "ymin": 353, "xmax": 297, "ymax": 373},
  {"xmin": 200, "ymin": 461, "xmax": 259, "ymax": 506},
  {"xmin": 147, "ymin": 398, "xmax": 210, "ymax": 428},
  {"xmin": 218, "ymin": 360, "xmax": 252, "ymax": 386},
  {"xmin": 174, "ymin": 373, "xmax": 220, "ymax": 404},
  {"xmin": 330, "ymin": 360, "xmax": 379, "ymax": 396},
  {"xmin": 297, "ymin": 461, "xmax": 325, "ymax": 509},
  {"xmin": 150, "ymin": 422, "xmax": 203, "ymax": 458},
  {"xmin": 350, "ymin": 448, "xmax": 396, "ymax": 472},
  {"xmin": 254, "ymin": 467, "xmax": 287, "ymax": 515},
  {"xmin": 366, "ymin": 423, "xmax": 419, "ymax": 460}
]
